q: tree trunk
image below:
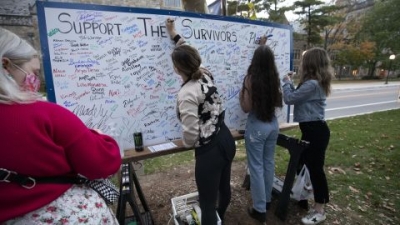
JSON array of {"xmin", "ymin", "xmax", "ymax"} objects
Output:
[
  {"xmin": 368, "ymin": 64, "xmax": 372, "ymax": 77},
  {"xmin": 182, "ymin": 0, "xmax": 208, "ymax": 13},
  {"xmin": 367, "ymin": 61, "xmax": 377, "ymax": 77},
  {"xmin": 307, "ymin": 6, "xmax": 311, "ymax": 48},
  {"xmin": 370, "ymin": 61, "xmax": 377, "ymax": 78}
]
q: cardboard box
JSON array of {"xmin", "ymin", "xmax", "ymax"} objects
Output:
[{"xmin": 171, "ymin": 192, "xmax": 221, "ymax": 225}]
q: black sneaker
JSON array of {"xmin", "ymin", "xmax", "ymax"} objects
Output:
[{"xmin": 247, "ymin": 207, "xmax": 266, "ymax": 223}]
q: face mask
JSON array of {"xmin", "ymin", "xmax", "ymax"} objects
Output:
[{"xmin": 13, "ymin": 64, "xmax": 41, "ymax": 92}]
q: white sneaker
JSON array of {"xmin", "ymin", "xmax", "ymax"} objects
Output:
[{"xmin": 301, "ymin": 209, "xmax": 326, "ymax": 224}]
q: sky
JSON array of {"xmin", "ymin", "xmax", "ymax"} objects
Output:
[{"xmin": 206, "ymin": 0, "xmax": 332, "ymax": 21}]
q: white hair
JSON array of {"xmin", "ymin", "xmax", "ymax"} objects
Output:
[{"xmin": 0, "ymin": 28, "xmax": 42, "ymax": 104}]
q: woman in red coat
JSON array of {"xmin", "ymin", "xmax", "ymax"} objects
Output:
[{"xmin": 0, "ymin": 28, "xmax": 121, "ymax": 224}]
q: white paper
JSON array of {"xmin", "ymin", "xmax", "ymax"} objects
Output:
[{"xmin": 148, "ymin": 142, "xmax": 177, "ymax": 152}]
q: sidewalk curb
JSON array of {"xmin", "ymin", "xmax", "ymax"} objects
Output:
[{"xmin": 332, "ymin": 83, "xmax": 400, "ymax": 91}]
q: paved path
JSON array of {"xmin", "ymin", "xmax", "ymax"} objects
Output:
[{"xmin": 332, "ymin": 80, "xmax": 400, "ymax": 91}]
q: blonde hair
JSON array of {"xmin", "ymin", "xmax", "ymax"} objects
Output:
[
  {"xmin": 299, "ymin": 47, "xmax": 334, "ymax": 96},
  {"xmin": 0, "ymin": 28, "xmax": 42, "ymax": 104}
]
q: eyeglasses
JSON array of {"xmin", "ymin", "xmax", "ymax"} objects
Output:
[
  {"xmin": 10, "ymin": 59, "xmax": 41, "ymax": 76},
  {"xmin": 11, "ymin": 63, "xmax": 30, "ymax": 75},
  {"xmin": 8, "ymin": 54, "xmax": 39, "ymax": 60}
]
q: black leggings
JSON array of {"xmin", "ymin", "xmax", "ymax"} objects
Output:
[
  {"xmin": 299, "ymin": 121, "xmax": 330, "ymax": 204},
  {"xmin": 195, "ymin": 123, "xmax": 236, "ymax": 224}
]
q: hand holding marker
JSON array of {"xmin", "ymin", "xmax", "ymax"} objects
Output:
[{"xmin": 256, "ymin": 34, "xmax": 273, "ymax": 44}]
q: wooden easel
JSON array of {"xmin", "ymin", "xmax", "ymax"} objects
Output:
[
  {"xmin": 116, "ymin": 163, "xmax": 154, "ymax": 225},
  {"xmin": 274, "ymin": 134, "xmax": 309, "ymax": 220}
]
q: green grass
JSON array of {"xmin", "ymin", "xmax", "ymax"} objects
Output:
[
  {"xmin": 281, "ymin": 110, "xmax": 400, "ymax": 223},
  {"xmin": 143, "ymin": 109, "xmax": 400, "ymax": 224}
]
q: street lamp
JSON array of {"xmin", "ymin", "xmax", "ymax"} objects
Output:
[{"xmin": 386, "ymin": 54, "xmax": 396, "ymax": 84}]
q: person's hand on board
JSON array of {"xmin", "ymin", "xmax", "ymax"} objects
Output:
[{"xmin": 166, "ymin": 18, "xmax": 178, "ymax": 39}]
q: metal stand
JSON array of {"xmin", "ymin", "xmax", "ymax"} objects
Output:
[{"xmin": 116, "ymin": 163, "xmax": 154, "ymax": 225}]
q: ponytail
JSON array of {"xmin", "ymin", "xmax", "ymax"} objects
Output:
[{"xmin": 191, "ymin": 69, "xmax": 203, "ymax": 80}]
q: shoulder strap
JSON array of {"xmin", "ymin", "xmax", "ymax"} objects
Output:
[{"xmin": 0, "ymin": 168, "xmax": 87, "ymax": 189}]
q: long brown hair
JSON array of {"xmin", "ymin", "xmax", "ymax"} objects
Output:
[
  {"xmin": 247, "ymin": 45, "xmax": 282, "ymax": 122},
  {"xmin": 299, "ymin": 47, "xmax": 334, "ymax": 96},
  {"xmin": 171, "ymin": 45, "xmax": 203, "ymax": 80}
]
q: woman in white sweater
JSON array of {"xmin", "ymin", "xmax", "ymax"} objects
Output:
[{"xmin": 166, "ymin": 18, "xmax": 236, "ymax": 225}]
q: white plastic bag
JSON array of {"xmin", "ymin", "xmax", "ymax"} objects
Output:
[{"xmin": 291, "ymin": 165, "xmax": 314, "ymax": 201}]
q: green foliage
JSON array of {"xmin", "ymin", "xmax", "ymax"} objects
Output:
[
  {"xmin": 360, "ymin": 0, "xmax": 400, "ymax": 52},
  {"xmin": 293, "ymin": 0, "xmax": 341, "ymax": 46},
  {"xmin": 261, "ymin": 0, "xmax": 285, "ymax": 12},
  {"xmin": 227, "ymin": 1, "xmax": 239, "ymax": 16},
  {"xmin": 334, "ymin": 41, "xmax": 375, "ymax": 71},
  {"xmin": 261, "ymin": 0, "xmax": 294, "ymax": 23},
  {"xmin": 226, "ymin": 0, "xmax": 293, "ymax": 23},
  {"xmin": 227, "ymin": 0, "xmax": 264, "ymax": 18},
  {"xmin": 357, "ymin": 0, "xmax": 400, "ymax": 76}
]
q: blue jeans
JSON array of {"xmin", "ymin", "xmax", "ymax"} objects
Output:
[{"xmin": 245, "ymin": 112, "xmax": 278, "ymax": 213}]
